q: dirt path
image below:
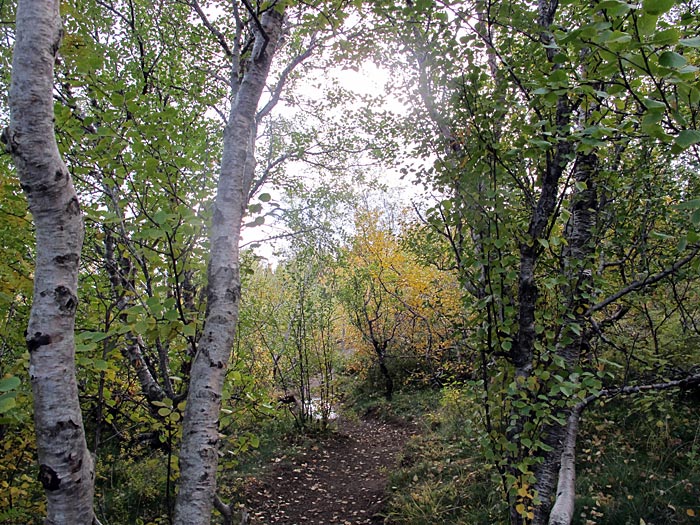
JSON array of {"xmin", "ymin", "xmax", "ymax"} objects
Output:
[{"xmin": 244, "ymin": 416, "xmax": 415, "ymax": 524}]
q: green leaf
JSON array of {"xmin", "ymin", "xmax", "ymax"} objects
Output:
[
  {"xmin": 675, "ymin": 199, "xmax": 700, "ymax": 210},
  {"xmin": 658, "ymin": 51, "xmax": 687, "ymax": 68},
  {"xmin": 93, "ymin": 360, "xmax": 110, "ymax": 371},
  {"xmin": 144, "ymin": 157, "xmax": 159, "ymax": 172},
  {"xmin": 546, "ymin": 69, "xmax": 568, "ymax": 87},
  {"xmin": 0, "ymin": 393, "xmax": 17, "ymax": 414},
  {"xmin": 0, "ymin": 376, "xmax": 20, "ymax": 392},
  {"xmin": 153, "ymin": 210, "xmax": 169, "ymax": 225},
  {"xmin": 673, "ymin": 130, "xmax": 700, "ymax": 150},
  {"xmin": 597, "ymin": 0, "xmax": 632, "ymax": 15},
  {"xmin": 643, "ymin": 98, "xmax": 666, "ymax": 110},
  {"xmin": 606, "ymin": 31, "xmax": 632, "ymax": 44},
  {"xmin": 637, "ymin": 13, "xmax": 658, "ymax": 36},
  {"xmin": 97, "ymin": 126, "xmax": 115, "ymax": 137},
  {"xmin": 258, "ymin": 193, "xmax": 272, "ymax": 202},
  {"xmin": 134, "ymin": 318, "xmax": 154, "ymax": 334},
  {"xmin": 652, "ymin": 28, "xmax": 679, "ymax": 45},
  {"xmin": 679, "ymin": 37, "xmax": 700, "ymax": 47},
  {"xmin": 642, "ymin": 0, "xmax": 675, "ymax": 15},
  {"xmin": 146, "ymin": 296, "xmax": 162, "ymax": 311},
  {"xmin": 692, "ymin": 209, "xmax": 700, "ymax": 226}
]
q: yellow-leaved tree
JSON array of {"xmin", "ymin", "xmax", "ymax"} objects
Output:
[{"xmin": 338, "ymin": 208, "xmax": 461, "ymax": 399}]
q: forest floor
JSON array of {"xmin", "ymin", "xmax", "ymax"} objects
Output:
[{"xmin": 243, "ymin": 412, "xmax": 416, "ymax": 524}]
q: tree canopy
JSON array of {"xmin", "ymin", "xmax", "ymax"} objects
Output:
[{"xmin": 1, "ymin": 0, "xmax": 699, "ymax": 524}]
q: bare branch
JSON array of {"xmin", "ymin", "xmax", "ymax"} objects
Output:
[
  {"xmin": 189, "ymin": 0, "xmax": 233, "ymax": 57},
  {"xmin": 239, "ymin": 226, "xmax": 322, "ymax": 249},
  {"xmin": 248, "ymin": 151, "xmax": 294, "ymax": 200},
  {"xmin": 257, "ymin": 34, "xmax": 319, "ymax": 121},
  {"xmin": 548, "ymin": 372, "xmax": 700, "ymax": 525},
  {"xmin": 588, "ymin": 248, "xmax": 700, "ymax": 315},
  {"xmin": 241, "ymin": 0, "xmax": 269, "ymax": 59}
]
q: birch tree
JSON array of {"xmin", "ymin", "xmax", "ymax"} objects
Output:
[
  {"xmin": 374, "ymin": 0, "xmax": 700, "ymax": 522},
  {"xmin": 2, "ymin": 0, "xmax": 95, "ymax": 523},
  {"xmin": 173, "ymin": 4, "xmax": 288, "ymax": 523}
]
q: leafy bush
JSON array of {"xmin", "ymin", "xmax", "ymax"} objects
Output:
[
  {"xmin": 95, "ymin": 449, "xmax": 175, "ymax": 524},
  {"xmin": 382, "ymin": 385, "xmax": 700, "ymax": 525}
]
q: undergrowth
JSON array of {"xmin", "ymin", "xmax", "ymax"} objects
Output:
[
  {"xmin": 574, "ymin": 395, "xmax": 700, "ymax": 525},
  {"xmin": 380, "ymin": 385, "xmax": 700, "ymax": 525}
]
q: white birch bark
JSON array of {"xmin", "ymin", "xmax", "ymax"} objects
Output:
[
  {"xmin": 2, "ymin": 0, "xmax": 95, "ymax": 523},
  {"xmin": 548, "ymin": 409, "xmax": 580, "ymax": 525},
  {"xmin": 173, "ymin": 9, "xmax": 285, "ymax": 525},
  {"xmin": 546, "ymin": 373, "xmax": 700, "ymax": 525}
]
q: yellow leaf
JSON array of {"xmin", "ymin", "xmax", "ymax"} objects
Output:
[
  {"xmin": 516, "ymin": 503, "xmax": 526, "ymax": 515},
  {"xmin": 517, "ymin": 485, "xmax": 530, "ymax": 498},
  {"xmin": 688, "ymin": 509, "xmax": 696, "ymax": 517}
]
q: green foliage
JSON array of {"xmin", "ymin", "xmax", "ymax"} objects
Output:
[
  {"xmin": 0, "ymin": 429, "xmax": 43, "ymax": 525},
  {"xmin": 380, "ymin": 386, "xmax": 700, "ymax": 525},
  {"xmin": 1, "ymin": 0, "xmax": 699, "ymax": 520},
  {"xmin": 95, "ymin": 448, "xmax": 176, "ymax": 524},
  {"xmin": 375, "ymin": 0, "xmax": 700, "ymax": 518},
  {"xmin": 574, "ymin": 398, "xmax": 700, "ymax": 524}
]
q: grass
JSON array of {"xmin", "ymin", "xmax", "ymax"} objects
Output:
[
  {"xmin": 375, "ymin": 384, "xmax": 509, "ymax": 524},
  {"xmin": 371, "ymin": 383, "xmax": 700, "ymax": 525},
  {"xmin": 384, "ymin": 431, "xmax": 505, "ymax": 524},
  {"xmin": 574, "ymin": 396, "xmax": 700, "ymax": 525}
]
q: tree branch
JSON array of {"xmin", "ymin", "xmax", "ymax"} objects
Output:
[
  {"xmin": 548, "ymin": 372, "xmax": 700, "ymax": 525},
  {"xmin": 257, "ymin": 34, "xmax": 318, "ymax": 121},
  {"xmin": 587, "ymin": 248, "xmax": 700, "ymax": 315},
  {"xmin": 241, "ymin": 0, "xmax": 270, "ymax": 60},
  {"xmin": 189, "ymin": 0, "xmax": 233, "ymax": 58}
]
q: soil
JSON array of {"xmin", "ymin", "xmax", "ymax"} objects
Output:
[{"xmin": 243, "ymin": 414, "xmax": 416, "ymax": 525}]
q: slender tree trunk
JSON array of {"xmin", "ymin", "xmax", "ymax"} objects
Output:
[
  {"xmin": 533, "ymin": 152, "xmax": 598, "ymax": 524},
  {"xmin": 173, "ymin": 10, "xmax": 284, "ymax": 525},
  {"xmin": 377, "ymin": 350, "xmax": 394, "ymax": 401},
  {"xmin": 547, "ymin": 409, "xmax": 581, "ymax": 525},
  {"xmin": 3, "ymin": 0, "xmax": 95, "ymax": 523},
  {"xmin": 103, "ymin": 230, "xmax": 165, "ymax": 404}
]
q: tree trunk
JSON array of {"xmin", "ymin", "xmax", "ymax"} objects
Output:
[
  {"xmin": 547, "ymin": 409, "xmax": 581, "ymax": 525},
  {"xmin": 3, "ymin": 0, "xmax": 95, "ymax": 523},
  {"xmin": 377, "ymin": 353, "xmax": 394, "ymax": 401},
  {"xmin": 532, "ymin": 152, "xmax": 598, "ymax": 524},
  {"xmin": 104, "ymin": 230, "xmax": 166, "ymax": 404},
  {"xmin": 173, "ymin": 10, "xmax": 285, "ymax": 525}
]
